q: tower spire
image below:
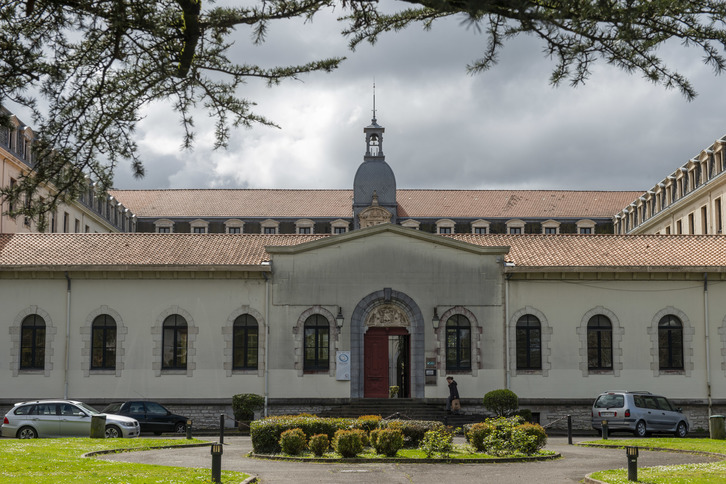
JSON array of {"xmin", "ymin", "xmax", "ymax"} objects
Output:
[{"xmin": 372, "ymin": 81, "xmax": 377, "ymax": 123}]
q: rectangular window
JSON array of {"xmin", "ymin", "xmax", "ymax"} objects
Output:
[
  {"xmin": 263, "ymin": 227, "xmax": 276, "ymax": 234},
  {"xmin": 439, "ymin": 227, "xmax": 452, "ymax": 234},
  {"xmin": 51, "ymin": 211, "xmax": 56, "ymax": 233},
  {"xmin": 701, "ymin": 206, "xmax": 708, "ymax": 234},
  {"xmin": 63, "ymin": 212, "xmax": 69, "ymax": 233},
  {"xmin": 192, "ymin": 227, "xmax": 206, "ymax": 234},
  {"xmin": 716, "ymin": 198, "xmax": 723, "ymax": 234},
  {"xmin": 688, "ymin": 213, "xmax": 695, "ymax": 234},
  {"xmin": 74, "ymin": 219, "xmax": 80, "ymax": 233},
  {"xmin": 158, "ymin": 227, "xmax": 171, "ymax": 233},
  {"xmin": 228, "ymin": 227, "xmax": 241, "ymax": 234},
  {"xmin": 509, "ymin": 227, "xmax": 522, "ymax": 234},
  {"xmin": 333, "ymin": 227, "xmax": 346, "ymax": 234},
  {"xmin": 665, "ymin": 226, "xmax": 671, "ymax": 235},
  {"xmin": 677, "ymin": 220, "xmax": 683, "ymax": 235},
  {"xmin": 298, "ymin": 227, "xmax": 311, "ymax": 234},
  {"xmin": 544, "ymin": 227, "xmax": 557, "ymax": 234},
  {"xmin": 579, "ymin": 227, "xmax": 592, "ymax": 234},
  {"xmin": 8, "ymin": 178, "xmax": 16, "ymax": 213},
  {"xmin": 474, "ymin": 227, "xmax": 487, "ymax": 234}
]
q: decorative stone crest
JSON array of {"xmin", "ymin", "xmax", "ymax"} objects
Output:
[
  {"xmin": 366, "ymin": 304, "xmax": 409, "ymax": 327},
  {"xmin": 358, "ymin": 192, "xmax": 392, "ymax": 228}
]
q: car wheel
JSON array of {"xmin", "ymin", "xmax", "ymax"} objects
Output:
[
  {"xmin": 634, "ymin": 420, "xmax": 647, "ymax": 438},
  {"xmin": 17, "ymin": 426, "xmax": 38, "ymax": 439},
  {"xmin": 675, "ymin": 421, "xmax": 688, "ymax": 438},
  {"xmin": 105, "ymin": 425, "xmax": 122, "ymax": 438},
  {"xmin": 174, "ymin": 422, "xmax": 186, "ymax": 434}
]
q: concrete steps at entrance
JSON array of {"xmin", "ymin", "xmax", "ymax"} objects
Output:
[{"xmin": 318, "ymin": 399, "xmax": 483, "ymax": 427}]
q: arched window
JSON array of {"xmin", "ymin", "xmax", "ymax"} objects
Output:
[
  {"xmin": 91, "ymin": 314, "xmax": 117, "ymax": 370},
  {"xmin": 445, "ymin": 315, "xmax": 471, "ymax": 371},
  {"xmin": 303, "ymin": 315, "xmax": 329, "ymax": 372},
  {"xmin": 20, "ymin": 314, "xmax": 45, "ymax": 369},
  {"xmin": 233, "ymin": 314, "xmax": 258, "ymax": 370},
  {"xmin": 516, "ymin": 315, "xmax": 541, "ymax": 370},
  {"xmin": 659, "ymin": 315, "xmax": 684, "ymax": 370},
  {"xmin": 587, "ymin": 315, "xmax": 612, "ymax": 370},
  {"xmin": 162, "ymin": 314, "xmax": 188, "ymax": 370}
]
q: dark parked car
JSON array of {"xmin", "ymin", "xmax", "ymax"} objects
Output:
[{"xmin": 102, "ymin": 401, "xmax": 189, "ymax": 435}]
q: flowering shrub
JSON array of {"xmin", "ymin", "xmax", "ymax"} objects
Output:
[{"xmin": 419, "ymin": 428, "xmax": 454, "ymax": 458}]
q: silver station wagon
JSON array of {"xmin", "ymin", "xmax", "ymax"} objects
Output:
[
  {"xmin": 1, "ymin": 399, "xmax": 140, "ymax": 439},
  {"xmin": 591, "ymin": 391, "xmax": 689, "ymax": 437}
]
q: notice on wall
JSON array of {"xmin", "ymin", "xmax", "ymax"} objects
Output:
[{"xmin": 336, "ymin": 351, "xmax": 351, "ymax": 380}]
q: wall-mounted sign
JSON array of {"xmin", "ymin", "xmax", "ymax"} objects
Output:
[{"xmin": 336, "ymin": 351, "xmax": 351, "ymax": 380}]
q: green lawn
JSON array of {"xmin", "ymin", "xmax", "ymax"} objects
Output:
[
  {"xmin": 582, "ymin": 438, "xmax": 726, "ymax": 483},
  {"xmin": 0, "ymin": 438, "xmax": 250, "ymax": 484}
]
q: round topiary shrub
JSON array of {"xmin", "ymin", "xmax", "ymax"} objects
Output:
[
  {"xmin": 516, "ymin": 423, "xmax": 548, "ymax": 454},
  {"xmin": 232, "ymin": 393, "xmax": 265, "ymax": 421},
  {"xmin": 373, "ymin": 428, "xmax": 404, "ymax": 457},
  {"xmin": 308, "ymin": 433, "xmax": 330, "ymax": 457},
  {"xmin": 466, "ymin": 421, "xmax": 495, "ymax": 452},
  {"xmin": 482, "ymin": 389, "xmax": 519, "ymax": 417},
  {"xmin": 333, "ymin": 429, "xmax": 364, "ymax": 458},
  {"xmin": 279, "ymin": 428, "xmax": 307, "ymax": 455}
]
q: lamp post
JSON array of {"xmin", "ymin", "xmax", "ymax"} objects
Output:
[
  {"xmin": 336, "ymin": 308, "xmax": 344, "ymax": 329},
  {"xmin": 626, "ymin": 446, "xmax": 638, "ymax": 481},
  {"xmin": 211, "ymin": 442, "xmax": 223, "ymax": 483},
  {"xmin": 432, "ymin": 308, "xmax": 440, "ymax": 330}
]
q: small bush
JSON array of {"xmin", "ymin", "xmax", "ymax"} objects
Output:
[
  {"xmin": 355, "ymin": 415, "xmax": 382, "ymax": 432},
  {"xmin": 308, "ymin": 434, "xmax": 330, "ymax": 457},
  {"xmin": 419, "ymin": 428, "xmax": 454, "ymax": 458},
  {"xmin": 369, "ymin": 428, "xmax": 381, "ymax": 447},
  {"xmin": 232, "ymin": 393, "xmax": 265, "ymax": 421},
  {"xmin": 373, "ymin": 428, "xmax": 404, "ymax": 457},
  {"xmin": 251, "ymin": 415, "xmax": 355, "ymax": 454},
  {"xmin": 466, "ymin": 422, "xmax": 495, "ymax": 452},
  {"xmin": 351, "ymin": 428, "xmax": 369, "ymax": 447},
  {"xmin": 279, "ymin": 428, "xmax": 307, "ymax": 455},
  {"xmin": 516, "ymin": 408, "xmax": 533, "ymax": 423},
  {"xmin": 482, "ymin": 389, "xmax": 519, "ymax": 417},
  {"xmin": 517, "ymin": 423, "xmax": 548, "ymax": 454},
  {"xmin": 381, "ymin": 419, "xmax": 444, "ymax": 447},
  {"xmin": 333, "ymin": 429, "xmax": 364, "ymax": 458}
]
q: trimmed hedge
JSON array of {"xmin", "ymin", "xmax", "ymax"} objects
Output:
[
  {"xmin": 251, "ymin": 415, "xmax": 356, "ymax": 453},
  {"xmin": 381, "ymin": 419, "xmax": 444, "ymax": 447},
  {"xmin": 333, "ymin": 429, "xmax": 364, "ymax": 458}
]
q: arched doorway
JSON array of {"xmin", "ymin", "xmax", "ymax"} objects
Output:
[{"xmin": 350, "ymin": 288, "xmax": 424, "ymax": 399}]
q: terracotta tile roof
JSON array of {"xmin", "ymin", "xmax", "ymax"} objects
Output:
[
  {"xmin": 0, "ymin": 233, "xmax": 326, "ymax": 268},
  {"xmin": 451, "ymin": 234, "xmax": 726, "ymax": 269},
  {"xmin": 109, "ymin": 189, "xmax": 641, "ymax": 219},
  {"xmin": 2, "ymin": 231, "xmax": 726, "ymax": 271}
]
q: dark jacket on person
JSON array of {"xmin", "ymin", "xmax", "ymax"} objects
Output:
[{"xmin": 448, "ymin": 379, "xmax": 459, "ymax": 399}]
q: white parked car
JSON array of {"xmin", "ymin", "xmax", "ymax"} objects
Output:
[{"xmin": 1, "ymin": 400, "xmax": 140, "ymax": 439}]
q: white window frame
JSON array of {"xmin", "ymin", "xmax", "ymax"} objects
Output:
[
  {"xmin": 261, "ymin": 219, "xmax": 279, "ymax": 234},
  {"xmin": 154, "ymin": 218, "xmax": 174, "ymax": 234},
  {"xmin": 331, "ymin": 219, "xmax": 349, "ymax": 234},
  {"xmin": 435, "ymin": 219, "xmax": 455, "ymax": 234},
  {"xmin": 224, "ymin": 219, "xmax": 244, "ymax": 234},
  {"xmin": 541, "ymin": 219, "xmax": 560, "ymax": 235},
  {"xmin": 190, "ymin": 219, "xmax": 209, "ymax": 234},
  {"xmin": 506, "ymin": 219, "xmax": 525, "ymax": 234},
  {"xmin": 295, "ymin": 219, "xmax": 315, "ymax": 235},
  {"xmin": 576, "ymin": 219, "xmax": 596, "ymax": 235}
]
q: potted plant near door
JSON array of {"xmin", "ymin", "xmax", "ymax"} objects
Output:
[
  {"xmin": 389, "ymin": 386, "xmax": 400, "ymax": 398},
  {"xmin": 232, "ymin": 393, "xmax": 264, "ymax": 435}
]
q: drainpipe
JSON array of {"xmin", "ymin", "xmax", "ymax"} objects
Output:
[
  {"xmin": 262, "ymin": 267, "xmax": 270, "ymax": 417},
  {"xmin": 504, "ymin": 268, "xmax": 512, "ymax": 390},
  {"xmin": 64, "ymin": 272, "xmax": 72, "ymax": 399},
  {"xmin": 704, "ymin": 272, "xmax": 712, "ymax": 416}
]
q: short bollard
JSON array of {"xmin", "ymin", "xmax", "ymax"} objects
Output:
[
  {"xmin": 219, "ymin": 413, "xmax": 225, "ymax": 445},
  {"xmin": 211, "ymin": 442, "xmax": 223, "ymax": 484},
  {"xmin": 186, "ymin": 419, "xmax": 193, "ymax": 440},
  {"xmin": 567, "ymin": 415, "xmax": 573, "ymax": 445},
  {"xmin": 602, "ymin": 420, "xmax": 609, "ymax": 440},
  {"xmin": 626, "ymin": 446, "xmax": 638, "ymax": 481}
]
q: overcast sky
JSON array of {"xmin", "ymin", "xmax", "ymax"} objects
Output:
[{"xmin": 101, "ymin": 6, "xmax": 726, "ymax": 193}]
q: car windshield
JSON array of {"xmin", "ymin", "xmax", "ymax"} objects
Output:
[
  {"xmin": 76, "ymin": 402, "xmax": 102, "ymax": 415},
  {"xmin": 103, "ymin": 403, "xmax": 122, "ymax": 413},
  {"xmin": 594, "ymin": 394, "xmax": 624, "ymax": 408}
]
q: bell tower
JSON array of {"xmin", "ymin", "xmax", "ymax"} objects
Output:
[{"xmin": 353, "ymin": 87, "xmax": 398, "ymax": 229}]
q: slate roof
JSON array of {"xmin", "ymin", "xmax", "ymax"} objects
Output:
[
  {"xmin": 109, "ymin": 189, "xmax": 642, "ymax": 219},
  {"xmin": 2, "ymin": 231, "xmax": 726, "ymax": 271}
]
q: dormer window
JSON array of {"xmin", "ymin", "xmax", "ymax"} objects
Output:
[
  {"xmin": 541, "ymin": 220, "xmax": 560, "ymax": 235},
  {"xmin": 435, "ymin": 219, "xmax": 455, "ymax": 235},
  {"xmin": 331, "ymin": 219, "xmax": 349, "ymax": 234},
  {"xmin": 154, "ymin": 219, "xmax": 174, "ymax": 233},
  {"xmin": 261, "ymin": 219, "xmax": 279, "ymax": 235},
  {"xmin": 577, "ymin": 219, "xmax": 596, "ymax": 235},
  {"xmin": 295, "ymin": 219, "xmax": 315, "ymax": 235},
  {"xmin": 225, "ymin": 219, "xmax": 244, "ymax": 234},
  {"xmin": 506, "ymin": 219, "xmax": 525, "ymax": 234},
  {"xmin": 471, "ymin": 220, "xmax": 489, "ymax": 234},
  {"xmin": 190, "ymin": 219, "xmax": 209, "ymax": 234},
  {"xmin": 401, "ymin": 219, "xmax": 420, "ymax": 230}
]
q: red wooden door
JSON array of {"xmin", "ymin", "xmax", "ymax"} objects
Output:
[{"xmin": 364, "ymin": 329, "xmax": 389, "ymax": 398}]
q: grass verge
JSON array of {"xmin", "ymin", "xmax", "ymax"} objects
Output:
[
  {"xmin": 582, "ymin": 438, "xmax": 726, "ymax": 484},
  {"xmin": 0, "ymin": 438, "xmax": 251, "ymax": 483}
]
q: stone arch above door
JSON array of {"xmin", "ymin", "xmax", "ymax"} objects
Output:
[{"xmin": 350, "ymin": 288, "xmax": 424, "ymax": 398}]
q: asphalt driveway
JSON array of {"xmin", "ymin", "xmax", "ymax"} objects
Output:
[{"xmin": 97, "ymin": 436, "xmax": 720, "ymax": 483}]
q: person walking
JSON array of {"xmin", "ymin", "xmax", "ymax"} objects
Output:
[{"xmin": 446, "ymin": 376, "xmax": 460, "ymax": 413}]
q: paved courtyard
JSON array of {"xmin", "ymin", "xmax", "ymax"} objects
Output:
[{"xmin": 98, "ymin": 436, "xmax": 720, "ymax": 483}]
